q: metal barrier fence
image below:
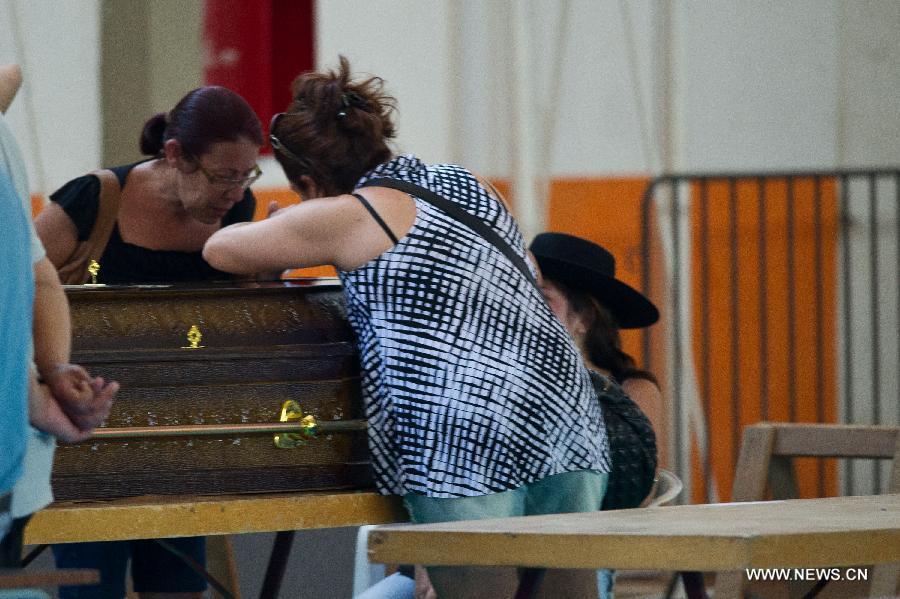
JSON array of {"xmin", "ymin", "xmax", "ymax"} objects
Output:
[{"xmin": 639, "ymin": 169, "xmax": 899, "ymax": 502}]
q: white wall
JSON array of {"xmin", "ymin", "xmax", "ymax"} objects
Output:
[
  {"xmin": 0, "ymin": 0, "xmax": 101, "ymax": 196},
  {"xmin": 316, "ymin": 0, "xmax": 455, "ymax": 167},
  {"xmin": 838, "ymin": 0, "xmax": 900, "ymax": 167},
  {"xmin": 5, "ymin": 1, "xmax": 899, "ymax": 190},
  {"xmin": 674, "ymin": 0, "xmax": 841, "ymax": 171},
  {"xmin": 317, "ymin": 0, "xmax": 900, "ymax": 177}
]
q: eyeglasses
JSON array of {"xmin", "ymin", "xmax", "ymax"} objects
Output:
[
  {"xmin": 194, "ymin": 161, "xmax": 262, "ymax": 190},
  {"xmin": 269, "ymin": 112, "xmax": 313, "ymax": 170}
]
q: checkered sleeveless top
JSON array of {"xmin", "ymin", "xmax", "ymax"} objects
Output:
[{"xmin": 340, "ymin": 155, "xmax": 610, "ymax": 498}]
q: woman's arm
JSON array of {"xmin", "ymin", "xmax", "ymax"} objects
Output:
[
  {"xmin": 34, "ymin": 203, "xmax": 79, "ymax": 269},
  {"xmin": 205, "ymin": 197, "xmax": 350, "ymax": 273},
  {"xmin": 205, "ymin": 190, "xmax": 414, "ymax": 274},
  {"xmin": 32, "ymin": 257, "xmax": 72, "ymax": 376},
  {"xmin": 622, "ymin": 377, "xmax": 664, "ymax": 440}
]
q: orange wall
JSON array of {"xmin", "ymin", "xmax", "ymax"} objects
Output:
[
  {"xmin": 536, "ymin": 177, "xmax": 837, "ymax": 500},
  {"xmin": 687, "ymin": 179, "xmax": 839, "ymax": 501},
  {"xmin": 251, "ymin": 188, "xmax": 337, "ymax": 278}
]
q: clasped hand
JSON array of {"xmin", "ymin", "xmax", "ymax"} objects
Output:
[{"xmin": 31, "ymin": 364, "xmax": 119, "ymax": 443}]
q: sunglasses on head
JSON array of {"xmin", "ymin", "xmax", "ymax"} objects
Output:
[{"xmin": 269, "ymin": 112, "xmax": 312, "ymax": 171}]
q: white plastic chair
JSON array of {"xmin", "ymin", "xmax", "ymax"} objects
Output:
[
  {"xmin": 647, "ymin": 468, "xmax": 683, "ymax": 507},
  {"xmin": 352, "ymin": 524, "xmax": 395, "ymax": 597}
]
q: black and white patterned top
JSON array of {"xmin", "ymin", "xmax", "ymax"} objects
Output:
[{"xmin": 341, "ymin": 154, "xmax": 610, "ymax": 498}]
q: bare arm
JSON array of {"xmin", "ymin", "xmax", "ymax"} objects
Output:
[
  {"xmin": 205, "ymin": 191, "xmax": 413, "ymax": 274},
  {"xmin": 32, "ymin": 257, "xmax": 71, "ymax": 375},
  {"xmin": 0, "ymin": 64, "xmax": 22, "ymax": 114},
  {"xmin": 34, "ymin": 203, "xmax": 79, "ymax": 269},
  {"xmin": 33, "ymin": 255, "xmax": 118, "ymax": 431},
  {"xmin": 204, "ymin": 199, "xmax": 345, "ymax": 273},
  {"xmin": 622, "ymin": 377, "xmax": 664, "ymax": 439}
]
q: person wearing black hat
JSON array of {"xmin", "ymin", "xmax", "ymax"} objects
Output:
[
  {"xmin": 530, "ymin": 231, "xmax": 661, "ymax": 599},
  {"xmin": 530, "ymin": 231, "xmax": 662, "ymax": 428}
]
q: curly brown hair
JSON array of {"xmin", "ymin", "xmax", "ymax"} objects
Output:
[{"xmin": 271, "ymin": 56, "xmax": 397, "ymax": 196}]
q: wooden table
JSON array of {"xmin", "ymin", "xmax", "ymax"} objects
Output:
[
  {"xmin": 25, "ymin": 491, "xmax": 404, "ymax": 545},
  {"xmin": 23, "ymin": 491, "xmax": 405, "ymax": 599},
  {"xmin": 368, "ymin": 494, "xmax": 900, "ymax": 598}
]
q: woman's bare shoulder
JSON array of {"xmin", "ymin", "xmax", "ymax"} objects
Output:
[{"xmin": 622, "ymin": 377, "xmax": 661, "ymax": 399}]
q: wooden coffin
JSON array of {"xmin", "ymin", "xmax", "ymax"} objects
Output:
[{"xmin": 52, "ymin": 280, "xmax": 372, "ymax": 501}]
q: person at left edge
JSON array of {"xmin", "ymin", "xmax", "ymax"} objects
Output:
[
  {"xmin": 0, "ymin": 63, "xmax": 116, "ymax": 571},
  {"xmin": 35, "ymin": 85, "xmax": 263, "ymax": 599}
]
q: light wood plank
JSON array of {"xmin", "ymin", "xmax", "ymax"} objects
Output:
[
  {"xmin": 368, "ymin": 495, "xmax": 900, "ymax": 572},
  {"xmin": 869, "ymin": 434, "xmax": 900, "ymax": 597},
  {"xmin": 0, "ymin": 568, "xmax": 98, "ymax": 589},
  {"xmin": 730, "ymin": 425, "xmax": 776, "ymax": 502},
  {"xmin": 721, "ymin": 422, "xmax": 900, "ymax": 599},
  {"xmin": 768, "ymin": 455, "xmax": 800, "ymax": 499},
  {"xmin": 25, "ymin": 491, "xmax": 405, "ymax": 545},
  {"xmin": 769, "ymin": 423, "xmax": 898, "ymax": 458},
  {"xmin": 206, "ymin": 535, "xmax": 241, "ymax": 599}
]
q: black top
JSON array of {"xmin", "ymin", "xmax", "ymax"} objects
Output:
[{"xmin": 50, "ymin": 162, "xmax": 256, "ymax": 284}]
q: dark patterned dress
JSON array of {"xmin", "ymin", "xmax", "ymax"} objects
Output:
[{"xmin": 341, "ymin": 154, "xmax": 610, "ymax": 498}]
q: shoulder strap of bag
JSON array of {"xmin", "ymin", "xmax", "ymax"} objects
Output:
[
  {"xmin": 88, "ymin": 169, "xmax": 122, "ymax": 251},
  {"xmin": 362, "ymin": 177, "xmax": 538, "ymax": 288},
  {"xmin": 57, "ymin": 169, "xmax": 122, "ymax": 284}
]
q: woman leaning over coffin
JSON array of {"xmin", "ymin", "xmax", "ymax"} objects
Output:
[
  {"xmin": 35, "ymin": 86, "xmax": 263, "ymax": 599},
  {"xmin": 35, "ymin": 85, "xmax": 262, "ymax": 285},
  {"xmin": 203, "ymin": 56, "xmax": 610, "ymax": 598}
]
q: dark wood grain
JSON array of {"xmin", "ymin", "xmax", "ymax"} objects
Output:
[{"xmin": 54, "ymin": 280, "xmax": 374, "ymax": 500}]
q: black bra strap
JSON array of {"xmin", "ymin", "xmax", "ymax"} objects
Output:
[{"xmin": 351, "ymin": 193, "xmax": 399, "ymax": 244}]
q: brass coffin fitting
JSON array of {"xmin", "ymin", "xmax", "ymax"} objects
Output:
[
  {"xmin": 82, "ymin": 259, "xmax": 106, "ymax": 286},
  {"xmin": 274, "ymin": 400, "xmax": 319, "ymax": 449},
  {"xmin": 87, "ymin": 259, "xmax": 100, "ymax": 284},
  {"xmin": 182, "ymin": 324, "xmax": 204, "ymax": 349}
]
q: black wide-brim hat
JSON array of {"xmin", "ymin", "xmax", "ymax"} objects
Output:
[{"xmin": 530, "ymin": 232, "xmax": 659, "ymax": 329}]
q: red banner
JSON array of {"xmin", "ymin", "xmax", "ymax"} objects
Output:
[{"xmin": 203, "ymin": 0, "xmax": 315, "ymax": 146}]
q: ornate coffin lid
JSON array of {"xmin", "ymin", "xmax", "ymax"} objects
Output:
[{"xmin": 65, "ymin": 278, "xmax": 352, "ymax": 356}]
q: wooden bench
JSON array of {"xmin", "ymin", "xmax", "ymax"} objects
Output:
[
  {"xmin": 367, "ymin": 494, "xmax": 900, "ymax": 598},
  {"xmin": 0, "ymin": 568, "xmax": 98, "ymax": 594},
  {"xmin": 716, "ymin": 422, "xmax": 900, "ymax": 598},
  {"xmin": 25, "ymin": 491, "xmax": 405, "ymax": 599}
]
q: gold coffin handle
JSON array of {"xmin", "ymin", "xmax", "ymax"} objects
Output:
[{"xmin": 274, "ymin": 400, "xmax": 319, "ymax": 449}]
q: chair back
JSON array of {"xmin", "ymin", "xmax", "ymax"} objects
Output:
[
  {"xmin": 647, "ymin": 469, "xmax": 683, "ymax": 507},
  {"xmin": 717, "ymin": 422, "xmax": 900, "ymax": 599}
]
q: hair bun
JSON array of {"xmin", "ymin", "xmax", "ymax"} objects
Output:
[{"xmin": 139, "ymin": 112, "xmax": 168, "ymax": 156}]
